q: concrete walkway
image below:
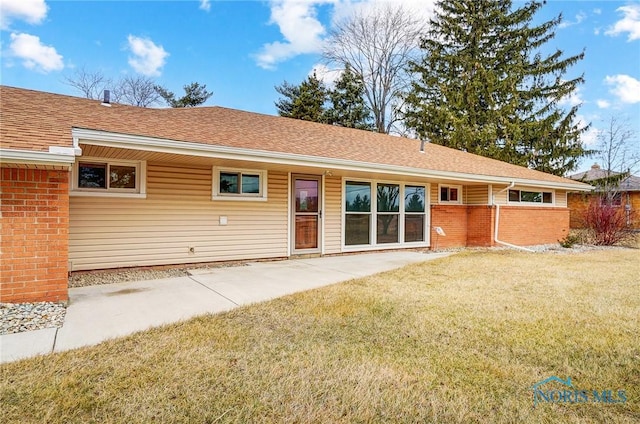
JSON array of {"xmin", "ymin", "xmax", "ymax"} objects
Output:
[{"xmin": 0, "ymin": 251, "xmax": 451, "ymax": 364}]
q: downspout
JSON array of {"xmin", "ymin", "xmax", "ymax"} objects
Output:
[{"xmin": 492, "ymin": 182, "xmax": 535, "ymax": 252}]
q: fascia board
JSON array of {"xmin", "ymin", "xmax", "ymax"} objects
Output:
[
  {"xmin": 71, "ymin": 128, "xmax": 593, "ymax": 192},
  {"xmin": 0, "ymin": 149, "xmax": 75, "ymax": 167}
]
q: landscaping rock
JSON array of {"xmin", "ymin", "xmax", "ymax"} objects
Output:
[{"xmin": 0, "ymin": 302, "xmax": 66, "ymax": 335}]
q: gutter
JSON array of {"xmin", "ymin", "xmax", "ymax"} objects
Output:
[
  {"xmin": 492, "ymin": 182, "xmax": 535, "ymax": 252},
  {"xmin": 0, "ymin": 147, "xmax": 79, "ymax": 167},
  {"xmin": 71, "ymin": 128, "xmax": 592, "ymax": 192}
]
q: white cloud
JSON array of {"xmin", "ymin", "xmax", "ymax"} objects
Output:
[
  {"xmin": 127, "ymin": 35, "xmax": 169, "ymax": 76},
  {"xmin": 559, "ymin": 11, "xmax": 586, "ymax": 29},
  {"xmin": 596, "ymin": 99, "xmax": 610, "ymax": 109},
  {"xmin": 255, "ymin": 0, "xmax": 330, "ymax": 70},
  {"xmin": 576, "ymin": 115, "xmax": 600, "ymax": 147},
  {"xmin": 0, "ymin": 0, "xmax": 47, "ymax": 30},
  {"xmin": 605, "ymin": 4, "xmax": 640, "ymax": 41},
  {"xmin": 254, "ymin": 0, "xmax": 436, "ymax": 70},
  {"xmin": 593, "ymin": 8, "xmax": 601, "ymax": 16},
  {"xmin": 9, "ymin": 32, "xmax": 63, "ymax": 73},
  {"xmin": 312, "ymin": 63, "xmax": 342, "ymax": 86},
  {"xmin": 605, "ymin": 74, "xmax": 640, "ymax": 104},
  {"xmin": 199, "ymin": 0, "xmax": 211, "ymax": 12},
  {"xmin": 331, "ymin": 0, "xmax": 435, "ymax": 24}
]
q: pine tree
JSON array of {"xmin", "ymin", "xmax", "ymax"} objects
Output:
[
  {"xmin": 324, "ymin": 65, "xmax": 374, "ymax": 130},
  {"xmin": 155, "ymin": 82, "xmax": 212, "ymax": 107},
  {"xmin": 275, "ymin": 72, "xmax": 327, "ymax": 122},
  {"xmin": 405, "ymin": 0, "xmax": 590, "ymax": 176}
]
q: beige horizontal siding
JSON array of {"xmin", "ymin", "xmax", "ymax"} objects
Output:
[
  {"xmin": 464, "ymin": 185, "xmax": 489, "ymax": 204},
  {"xmin": 430, "ymin": 184, "xmax": 439, "ymax": 204},
  {"xmin": 69, "ymin": 163, "xmax": 288, "ymax": 271},
  {"xmin": 555, "ymin": 190, "xmax": 567, "ymax": 207},
  {"xmin": 324, "ymin": 176, "xmax": 342, "ymax": 254}
]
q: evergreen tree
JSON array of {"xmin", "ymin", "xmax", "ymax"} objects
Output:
[
  {"xmin": 155, "ymin": 82, "xmax": 213, "ymax": 107},
  {"xmin": 405, "ymin": 0, "xmax": 590, "ymax": 176},
  {"xmin": 325, "ymin": 65, "xmax": 374, "ymax": 130},
  {"xmin": 275, "ymin": 72, "xmax": 327, "ymax": 122}
]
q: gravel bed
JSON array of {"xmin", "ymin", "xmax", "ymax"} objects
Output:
[
  {"xmin": 69, "ymin": 268, "xmax": 190, "ymax": 288},
  {"xmin": 1, "ymin": 302, "xmax": 66, "ymax": 335}
]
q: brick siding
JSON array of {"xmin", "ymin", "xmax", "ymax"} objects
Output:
[
  {"xmin": 1, "ymin": 168, "xmax": 69, "ymax": 303},
  {"xmin": 431, "ymin": 204, "xmax": 569, "ymax": 248},
  {"xmin": 568, "ymin": 192, "xmax": 640, "ymax": 229},
  {"xmin": 497, "ymin": 206, "xmax": 570, "ymax": 245}
]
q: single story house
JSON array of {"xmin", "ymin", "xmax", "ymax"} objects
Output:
[
  {"xmin": 568, "ymin": 163, "xmax": 640, "ymax": 229},
  {"xmin": 1, "ymin": 86, "xmax": 591, "ymax": 303}
]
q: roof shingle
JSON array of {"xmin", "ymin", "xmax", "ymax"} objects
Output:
[{"xmin": 1, "ymin": 85, "xmax": 589, "ymax": 188}]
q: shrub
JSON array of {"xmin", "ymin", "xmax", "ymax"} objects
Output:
[
  {"xmin": 581, "ymin": 197, "xmax": 636, "ymax": 245},
  {"xmin": 558, "ymin": 233, "xmax": 580, "ymax": 248}
]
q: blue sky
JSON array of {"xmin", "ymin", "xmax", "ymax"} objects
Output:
[{"xmin": 1, "ymin": 0, "xmax": 639, "ymax": 173}]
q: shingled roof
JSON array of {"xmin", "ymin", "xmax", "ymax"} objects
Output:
[
  {"xmin": 569, "ymin": 163, "xmax": 640, "ymax": 191},
  {"xmin": 1, "ymin": 85, "xmax": 590, "ymax": 190}
]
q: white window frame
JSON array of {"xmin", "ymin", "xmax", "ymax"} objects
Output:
[
  {"xmin": 212, "ymin": 166, "xmax": 268, "ymax": 201},
  {"xmin": 71, "ymin": 157, "xmax": 146, "ymax": 198},
  {"xmin": 438, "ymin": 184, "xmax": 463, "ymax": 204},
  {"xmin": 342, "ymin": 178, "xmax": 430, "ymax": 251},
  {"xmin": 507, "ymin": 189, "xmax": 555, "ymax": 206}
]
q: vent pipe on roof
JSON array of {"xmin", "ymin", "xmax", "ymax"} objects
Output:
[
  {"xmin": 101, "ymin": 90, "xmax": 111, "ymax": 107},
  {"xmin": 419, "ymin": 139, "xmax": 426, "ymax": 153}
]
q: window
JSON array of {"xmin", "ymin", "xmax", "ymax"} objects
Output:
[
  {"xmin": 72, "ymin": 158, "xmax": 145, "ymax": 197},
  {"xmin": 345, "ymin": 181, "xmax": 371, "ymax": 245},
  {"xmin": 344, "ymin": 180, "xmax": 428, "ymax": 247},
  {"xmin": 599, "ymin": 193, "xmax": 622, "ymax": 207},
  {"xmin": 213, "ymin": 167, "xmax": 267, "ymax": 200},
  {"xmin": 439, "ymin": 185, "xmax": 462, "ymax": 203},
  {"xmin": 377, "ymin": 184, "xmax": 400, "ymax": 243},
  {"xmin": 508, "ymin": 189, "xmax": 553, "ymax": 204},
  {"xmin": 405, "ymin": 186, "xmax": 426, "ymax": 242}
]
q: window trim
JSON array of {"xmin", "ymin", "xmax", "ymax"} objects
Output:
[
  {"xmin": 342, "ymin": 178, "xmax": 430, "ymax": 251},
  {"xmin": 71, "ymin": 157, "xmax": 146, "ymax": 198},
  {"xmin": 212, "ymin": 166, "xmax": 268, "ymax": 201},
  {"xmin": 507, "ymin": 189, "xmax": 554, "ymax": 206},
  {"xmin": 438, "ymin": 184, "xmax": 463, "ymax": 204}
]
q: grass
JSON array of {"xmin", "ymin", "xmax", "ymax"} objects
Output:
[{"xmin": 2, "ymin": 249, "xmax": 639, "ymax": 423}]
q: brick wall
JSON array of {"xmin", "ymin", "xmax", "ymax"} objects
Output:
[
  {"xmin": 569, "ymin": 192, "xmax": 640, "ymax": 229},
  {"xmin": 431, "ymin": 204, "xmax": 569, "ymax": 248},
  {"xmin": 467, "ymin": 206, "xmax": 494, "ymax": 247},
  {"xmin": 430, "ymin": 205, "xmax": 468, "ymax": 248},
  {"xmin": 497, "ymin": 206, "xmax": 569, "ymax": 245},
  {"xmin": 567, "ymin": 192, "xmax": 588, "ymax": 228},
  {"xmin": 1, "ymin": 168, "xmax": 69, "ymax": 303}
]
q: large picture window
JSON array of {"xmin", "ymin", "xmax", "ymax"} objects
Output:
[
  {"xmin": 405, "ymin": 186, "xmax": 426, "ymax": 242},
  {"xmin": 344, "ymin": 180, "xmax": 427, "ymax": 247},
  {"xmin": 345, "ymin": 181, "xmax": 371, "ymax": 245},
  {"xmin": 377, "ymin": 183, "xmax": 400, "ymax": 244},
  {"xmin": 72, "ymin": 158, "xmax": 146, "ymax": 198},
  {"xmin": 213, "ymin": 167, "xmax": 267, "ymax": 200}
]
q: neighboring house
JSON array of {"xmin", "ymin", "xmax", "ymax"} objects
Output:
[
  {"xmin": 567, "ymin": 163, "xmax": 640, "ymax": 229},
  {"xmin": 0, "ymin": 86, "xmax": 591, "ymax": 303}
]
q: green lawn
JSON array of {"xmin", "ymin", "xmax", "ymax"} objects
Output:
[{"xmin": 1, "ymin": 249, "xmax": 639, "ymax": 423}]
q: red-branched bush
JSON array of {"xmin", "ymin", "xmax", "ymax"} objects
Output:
[{"xmin": 582, "ymin": 197, "xmax": 636, "ymax": 245}]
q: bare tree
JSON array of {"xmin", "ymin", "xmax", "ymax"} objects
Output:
[
  {"xmin": 63, "ymin": 69, "xmax": 161, "ymax": 107},
  {"xmin": 322, "ymin": 4, "xmax": 427, "ymax": 134},
  {"xmin": 595, "ymin": 115, "xmax": 639, "ymax": 202},
  {"xmin": 116, "ymin": 75, "xmax": 161, "ymax": 107},
  {"xmin": 62, "ymin": 67, "xmax": 112, "ymax": 100}
]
